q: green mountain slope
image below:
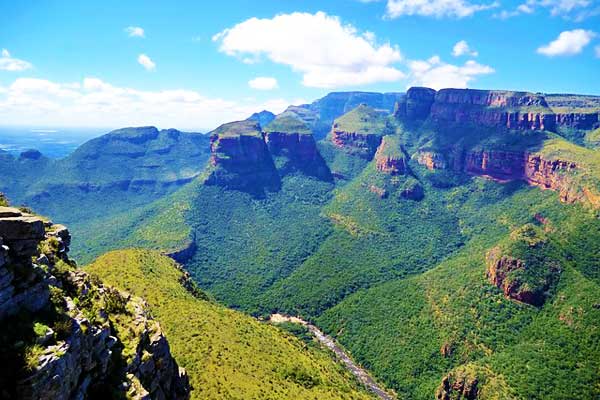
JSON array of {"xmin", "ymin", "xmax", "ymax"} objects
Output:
[{"xmin": 86, "ymin": 249, "xmax": 375, "ymax": 400}]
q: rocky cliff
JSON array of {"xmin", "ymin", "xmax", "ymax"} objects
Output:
[
  {"xmin": 205, "ymin": 120, "xmax": 281, "ymax": 193},
  {"xmin": 485, "ymin": 224, "xmax": 561, "ymax": 306},
  {"xmin": 264, "ymin": 116, "xmax": 332, "ymax": 180},
  {"xmin": 374, "ymin": 136, "xmax": 407, "ymax": 175},
  {"xmin": 396, "ymin": 88, "xmax": 600, "ymax": 133},
  {"xmin": 205, "ymin": 118, "xmax": 333, "ymax": 193},
  {"xmin": 0, "ymin": 203, "xmax": 190, "ymax": 400},
  {"xmin": 394, "ymin": 87, "xmax": 436, "ymax": 120},
  {"xmin": 429, "ymin": 89, "xmax": 556, "ymax": 131},
  {"xmin": 330, "ymin": 105, "xmax": 389, "ymax": 159}
]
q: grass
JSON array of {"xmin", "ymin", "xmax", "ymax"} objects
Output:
[
  {"xmin": 264, "ymin": 116, "xmax": 312, "ymax": 134},
  {"xmin": 210, "ymin": 120, "xmax": 263, "ymax": 138},
  {"xmin": 332, "ymin": 105, "xmax": 390, "ymax": 135},
  {"xmin": 86, "ymin": 249, "xmax": 375, "ymax": 400}
]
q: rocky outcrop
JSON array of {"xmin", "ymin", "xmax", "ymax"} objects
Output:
[
  {"xmin": 394, "ymin": 87, "xmax": 436, "ymax": 120},
  {"xmin": 205, "ymin": 120, "xmax": 280, "ymax": 193},
  {"xmin": 486, "ymin": 250, "xmax": 541, "ymax": 305},
  {"xmin": 436, "ymin": 371, "xmax": 479, "ymax": 400},
  {"xmin": 462, "ymin": 149, "xmax": 599, "ymax": 207},
  {"xmin": 331, "ymin": 130, "xmax": 382, "ymax": 159},
  {"xmin": 0, "ymin": 205, "xmax": 190, "ymax": 399},
  {"xmin": 554, "ymin": 112, "xmax": 599, "ymax": 130},
  {"xmin": 265, "ymin": 117, "xmax": 332, "ymax": 181},
  {"xmin": 464, "ymin": 150, "xmax": 525, "ymax": 180},
  {"xmin": 430, "ymin": 89, "xmax": 555, "ymax": 131},
  {"xmin": 415, "ymin": 151, "xmax": 448, "ymax": 170},
  {"xmin": 485, "ymin": 225, "xmax": 561, "ymax": 307},
  {"xmin": 524, "ymin": 155, "xmax": 581, "ymax": 203},
  {"xmin": 374, "ymin": 136, "xmax": 407, "ymax": 175},
  {"xmin": 330, "ymin": 105, "xmax": 389, "ymax": 159}
]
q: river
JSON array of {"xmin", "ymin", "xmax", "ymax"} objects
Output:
[{"xmin": 269, "ymin": 314, "xmax": 396, "ymax": 400}]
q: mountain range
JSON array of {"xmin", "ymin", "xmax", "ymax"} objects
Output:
[{"xmin": 1, "ymin": 86, "xmax": 600, "ymax": 399}]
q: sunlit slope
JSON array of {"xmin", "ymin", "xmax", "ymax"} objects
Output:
[{"xmin": 87, "ymin": 249, "xmax": 374, "ymax": 400}]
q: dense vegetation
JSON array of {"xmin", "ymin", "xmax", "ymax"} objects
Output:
[
  {"xmin": 86, "ymin": 249, "xmax": 374, "ymax": 400},
  {"xmin": 9, "ymin": 89, "xmax": 599, "ymax": 399}
]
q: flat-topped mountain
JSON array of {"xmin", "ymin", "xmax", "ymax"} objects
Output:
[{"xmin": 2, "ymin": 85, "xmax": 600, "ymax": 400}]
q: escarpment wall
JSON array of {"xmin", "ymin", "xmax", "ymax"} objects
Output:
[{"xmin": 0, "ymin": 206, "xmax": 190, "ymax": 400}]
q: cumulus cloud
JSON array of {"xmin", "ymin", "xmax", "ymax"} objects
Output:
[
  {"xmin": 212, "ymin": 11, "xmax": 404, "ymax": 88},
  {"xmin": 386, "ymin": 0, "xmax": 499, "ymax": 18},
  {"xmin": 537, "ymin": 29, "xmax": 596, "ymax": 56},
  {"xmin": 0, "ymin": 77, "xmax": 300, "ymax": 130},
  {"xmin": 452, "ymin": 40, "xmax": 479, "ymax": 57},
  {"xmin": 137, "ymin": 54, "xmax": 156, "ymax": 71},
  {"xmin": 407, "ymin": 56, "xmax": 494, "ymax": 89},
  {"xmin": 248, "ymin": 77, "xmax": 279, "ymax": 90},
  {"xmin": 0, "ymin": 49, "xmax": 33, "ymax": 71},
  {"xmin": 125, "ymin": 26, "xmax": 145, "ymax": 38}
]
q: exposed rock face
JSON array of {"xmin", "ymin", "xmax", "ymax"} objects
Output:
[
  {"xmin": 416, "ymin": 151, "xmax": 448, "ymax": 170},
  {"xmin": 485, "ymin": 225, "xmax": 561, "ymax": 307},
  {"xmin": 368, "ymin": 185, "xmax": 388, "ymax": 199},
  {"xmin": 462, "ymin": 149, "xmax": 598, "ymax": 207},
  {"xmin": 265, "ymin": 130, "xmax": 332, "ymax": 180},
  {"xmin": 486, "ymin": 250, "xmax": 541, "ymax": 305},
  {"xmin": 464, "ymin": 150, "xmax": 525, "ymax": 180},
  {"xmin": 436, "ymin": 371, "xmax": 479, "ymax": 400},
  {"xmin": 395, "ymin": 87, "xmax": 436, "ymax": 120},
  {"xmin": 205, "ymin": 120, "xmax": 280, "ymax": 193},
  {"xmin": 554, "ymin": 112, "xmax": 599, "ymax": 130},
  {"xmin": 524, "ymin": 155, "xmax": 580, "ymax": 203},
  {"xmin": 331, "ymin": 130, "xmax": 382, "ymax": 159},
  {"xmin": 374, "ymin": 136, "xmax": 407, "ymax": 175},
  {"xmin": 430, "ymin": 89, "xmax": 555, "ymax": 131},
  {"xmin": 0, "ymin": 205, "xmax": 190, "ymax": 399}
]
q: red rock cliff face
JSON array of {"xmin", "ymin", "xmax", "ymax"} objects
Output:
[
  {"xmin": 463, "ymin": 148, "xmax": 597, "ymax": 206},
  {"xmin": 374, "ymin": 138, "xmax": 407, "ymax": 175},
  {"xmin": 430, "ymin": 89, "xmax": 556, "ymax": 131},
  {"xmin": 416, "ymin": 151, "xmax": 448, "ymax": 170},
  {"xmin": 331, "ymin": 129, "xmax": 382, "ymax": 159},
  {"xmin": 464, "ymin": 150, "xmax": 526, "ymax": 180},
  {"xmin": 524, "ymin": 154, "xmax": 580, "ymax": 203}
]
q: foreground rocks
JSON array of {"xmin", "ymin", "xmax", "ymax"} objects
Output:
[{"xmin": 0, "ymin": 205, "xmax": 190, "ymax": 399}]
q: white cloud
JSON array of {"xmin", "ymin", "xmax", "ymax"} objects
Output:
[
  {"xmin": 537, "ymin": 29, "xmax": 596, "ymax": 56},
  {"xmin": 595, "ymin": 45, "xmax": 600, "ymax": 58},
  {"xmin": 407, "ymin": 56, "xmax": 494, "ymax": 89},
  {"xmin": 0, "ymin": 49, "xmax": 33, "ymax": 71},
  {"xmin": 386, "ymin": 0, "xmax": 499, "ymax": 18},
  {"xmin": 452, "ymin": 40, "xmax": 479, "ymax": 57},
  {"xmin": 0, "ymin": 77, "xmax": 300, "ymax": 130},
  {"xmin": 212, "ymin": 11, "xmax": 404, "ymax": 88},
  {"xmin": 248, "ymin": 77, "xmax": 279, "ymax": 90},
  {"xmin": 125, "ymin": 26, "xmax": 145, "ymax": 38},
  {"xmin": 137, "ymin": 54, "xmax": 156, "ymax": 71},
  {"xmin": 495, "ymin": 0, "xmax": 594, "ymax": 19}
]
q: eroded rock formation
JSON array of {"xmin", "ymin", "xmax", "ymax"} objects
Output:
[
  {"xmin": 435, "ymin": 371, "xmax": 479, "ymax": 400},
  {"xmin": 205, "ymin": 120, "xmax": 280, "ymax": 193},
  {"xmin": 374, "ymin": 136, "xmax": 407, "ymax": 175},
  {"xmin": 0, "ymin": 206, "xmax": 190, "ymax": 400}
]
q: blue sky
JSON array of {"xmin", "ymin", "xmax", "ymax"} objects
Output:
[{"xmin": 1, "ymin": 0, "xmax": 599, "ymax": 130}]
